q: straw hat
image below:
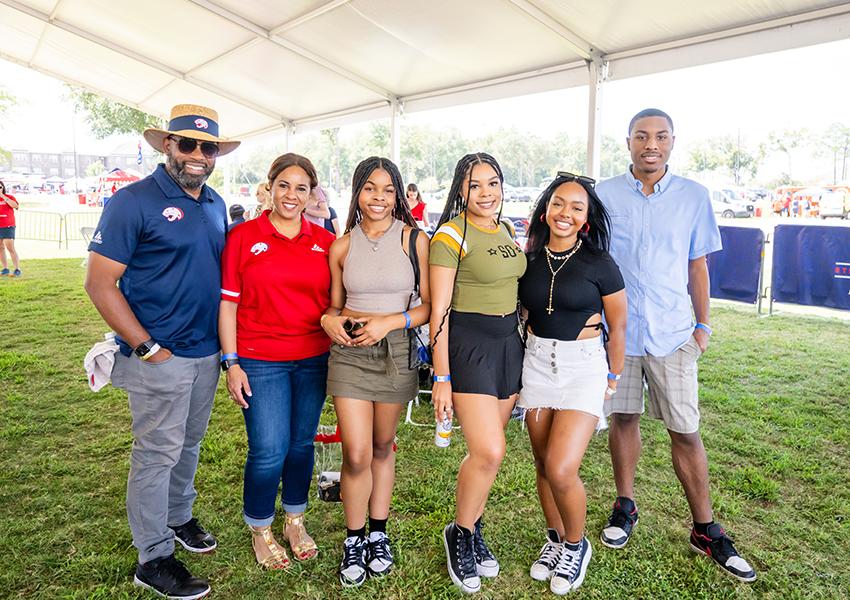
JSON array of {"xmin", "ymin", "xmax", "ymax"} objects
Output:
[{"xmin": 143, "ymin": 104, "xmax": 241, "ymax": 156}]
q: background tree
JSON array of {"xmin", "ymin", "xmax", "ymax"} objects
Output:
[
  {"xmin": 599, "ymin": 135, "xmax": 629, "ymax": 179},
  {"xmin": 85, "ymin": 160, "xmax": 105, "ymax": 177},
  {"xmin": 767, "ymin": 128, "xmax": 809, "ymax": 182},
  {"xmin": 818, "ymin": 122, "xmax": 850, "ymax": 183},
  {"xmin": 64, "ymin": 85, "xmax": 161, "ymax": 139}
]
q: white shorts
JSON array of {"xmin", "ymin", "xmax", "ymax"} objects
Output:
[{"xmin": 518, "ymin": 333, "xmax": 608, "ymax": 419}]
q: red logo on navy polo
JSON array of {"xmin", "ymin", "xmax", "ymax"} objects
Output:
[
  {"xmin": 834, "ymin": 262, "xmax": 850, "ymax": 279},
  {"xmin": 194, "ymin": 118, "xmax": 209, "ymax": 130},
  {"xmin": 162, "ymin": 207, "xmax": 184, "ymax": 222}
]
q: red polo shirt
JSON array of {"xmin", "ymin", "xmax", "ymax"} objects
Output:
[
  {"xmin": 221, "ymin": 210, "xmax": 335, "ymax": 361},
  {"xmin": 0, "ymin": 194, "xmax": 17, "ymax": 227}
]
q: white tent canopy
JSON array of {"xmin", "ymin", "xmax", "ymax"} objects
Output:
[{"xmin": 2, "ymin": 0, "xmax": 850, "ymax": 173}]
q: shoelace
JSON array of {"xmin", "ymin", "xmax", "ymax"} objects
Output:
[
  {"xmin": 553, "ymin": 544, "xmax": 582, "ymax": 580},
  {"xmin": 456, "ymin": 530, "xmax": 478, "ymax": 578},
  {"xmin": 708, "ymin": 531, "xmax": 738, "ymax": 559},
  {"xmin": 537, "ymin": 541, "xmax": 561, "ymax": 568},
  {"xmin": 179, "ymin": 518, "xmax": 204, "ymax": 537},
  {"xmin": 607, "ymin": 506, "xmax": 634, "ymax": 530},
  {"xmin": 370, "ymin": 536, "xmax": 392, "ymax": 562},
  {"xmin": 342, "ymin": 537, "xmax": 366, "ymax": 567},
  {"xmin": 472, "ymin": 523, "xmax": 495, "ymax": 561}
]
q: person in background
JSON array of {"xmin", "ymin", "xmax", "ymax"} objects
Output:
[
  {"xmin": 228, "ymin": 204, "xmax": 246, "ymax": 231},
  {"xmin": 406, "ymin": 183, "xmax": 429, "ymax": 229},
  {"xmin": 0, "ymin": 180, "xmax": 21, "ymax": 277},
  {"xmin": 220, "ymin": 153, "xmax": 335, "ymax": 571},
  {"xmin": 596, "ymin": 108, "xmax": 756, "ymax": 583},
  {"xmin": 85, "ymin": 103, "xmax": 240, "ymax": 600},
  {"xmin": 304, "ymin": 185, "xmax": 341, "ymax": 237},
  {"xmin": 253, "ymin": 182, "xmax": 272, "ymax": 219}
]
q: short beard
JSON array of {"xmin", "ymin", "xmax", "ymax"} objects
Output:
[{"xmin": 166, "ymin": 152, "xmax": 214, "ymax": 190}]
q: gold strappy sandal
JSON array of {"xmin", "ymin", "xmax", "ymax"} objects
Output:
[
  {"xmin": 284, "ymin": 513, "xmax": 318, "ymax": 561},
  {"xmin": 249, "ymin": 524, "xmax": 291, "ymax": 570}
]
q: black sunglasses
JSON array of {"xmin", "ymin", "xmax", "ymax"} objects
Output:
[
  {"xmin": 556, "ymin": 171, "xmax": 596, "ymax": 187},
  {"xmin": 168, "ymin": 135, "xmax": 220, "ymax": 159}
]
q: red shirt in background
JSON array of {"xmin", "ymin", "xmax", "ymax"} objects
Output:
[
  {"xmin": 221, "ymin": 210, "xmax": 335, "ymax": 361},
  {"xmin": 0, "ymin": 194, "xmax": 17, "ymax": 227},
  {"xmin": 410, "ymin": 200, "xmax": 426, "ymax": 222}
]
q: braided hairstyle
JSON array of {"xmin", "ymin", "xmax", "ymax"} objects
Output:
[
  {"xmin": 525, "ymin": 175, "xmax": 612, "ymax": 260},
  {"xmin": 344, "ymin": 156, "xmax": 416, "ymax": 233}
]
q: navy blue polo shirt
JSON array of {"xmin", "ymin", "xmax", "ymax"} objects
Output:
[{"xmin": 89, "ymin": 164, "xmax": 227, "ymax": 358}]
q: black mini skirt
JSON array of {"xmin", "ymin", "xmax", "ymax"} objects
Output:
[{"xmin": 448, "ymin": 311, "xmax": 524, "ymax": 399}]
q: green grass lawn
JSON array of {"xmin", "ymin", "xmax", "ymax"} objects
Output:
[{"xmin": 1, "ymin": 259, "xmax": 849, "ymax": 599}]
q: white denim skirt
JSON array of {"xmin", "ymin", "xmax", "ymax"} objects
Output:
[{"xmin": 517, "ymin": 333, "xmax": 608, "ymax": 419}]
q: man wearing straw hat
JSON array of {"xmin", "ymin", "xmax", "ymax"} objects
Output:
[{"xmin": 85, "ymin": 104, "xmax": 239, "ymax": 600}]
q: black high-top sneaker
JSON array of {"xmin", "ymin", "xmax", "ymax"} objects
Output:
[{"xmin": 443, "ymin": 522, "xmax": 481, "ymax": 593}]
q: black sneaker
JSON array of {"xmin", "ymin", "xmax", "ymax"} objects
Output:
[
  {"xmin": 339, "ymin": 535, "xmax": 368, "ymax": 587},
  {"xmin": 170, "ymin": 518, "xmax": 217, "ymax": 553},
  {"xmin": 530, "ymin": 528, "xmax": 562, "ymax": 581},
  {"xmin": 133, "ymin": 554, "xmax": 210, "ymax": 600},
  {"xmin": 472, "ymin": 517, "xmax": 499, "ymax": 577},
  {"xmin": 600, "ymin": 497, "xmax": 638, "ymax": 549},
  {"xmin": 549, "ymin": 537, "xmax": 592, "ymax": 595},
  {"xmin": 443, "ymin": 522, "xmax": 481, "ymax": 594},
  {"xmin": 366, "ymin": 531, "xmax": 394, "ymax": 577},
  {"xmin": 690, "ymin": 523, "xmax": 757, "ymax": 583}
]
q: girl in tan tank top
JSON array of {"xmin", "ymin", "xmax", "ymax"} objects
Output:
[{"xmin": 319, "ymin": 157, "xmax": 431, "ymax": 587}]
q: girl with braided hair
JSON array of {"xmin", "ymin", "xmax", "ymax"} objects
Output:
[
  {"xmin": 429, "ymin": 153, "xmax": 527, "ymax": 594},
  {"xmin": 320, "ymin": 156, "xmax": 431, "ymax": 587}
]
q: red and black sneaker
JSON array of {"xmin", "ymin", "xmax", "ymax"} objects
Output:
[
  {"xmin": 689, "ymin": 523, "xmax": 756, "ymax": 583},
  {"xmin": 600, "ymin": 497, "xmax": 638, "ymax": 549}
]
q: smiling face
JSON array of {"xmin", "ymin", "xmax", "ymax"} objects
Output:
[
  {"xmin": 463, "ymin": 162, "xmax": 502, "ymax": 222},
  {"xmin": 546, "ymin": 181, "xmax": 587, "ymax": 245},
  {"xmin": 163, "ymin": 136, "xmax": 215, "ymax": 191},
  {"xmin": 357, "ymin": 168, "xmax": 396, "ymax": 224},
  {"xmin": 627, "ymin": 116, "xmax": 674, "ymax": 178},
  {"xmin": 270, "ymin": 165, "xmax": 311, "ymax": 221}
]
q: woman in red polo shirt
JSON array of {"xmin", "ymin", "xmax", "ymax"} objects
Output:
[
  {"xmin": 219, "ymin": 153, "xmax": 336, "ymax": 570},
  {"xmin": 406, "ymin": 182, "xmax": 429, "ymax": 229},
  {"xmin": 0, "ymin": 180, "xmax": 21, "ymax": 277}
]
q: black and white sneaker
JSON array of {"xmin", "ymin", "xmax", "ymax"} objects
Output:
[
  {"xmin": 170, "ymin": 518, "xmax": 217, "ymax": 554},
  {"xmin": 530, "ymin": 528, "xmax": 562, "ymax": 581},
  {"xmin": 472, "ymin": 517, "xmax": 499, "ymax": 577},
  {"xmin": 366, "ymin": 531, "xmax": 394, "ymax": 578},
  {"xmin": 443, "ymin": 522, "xmax": 481, "ymax": 594},
  {"xmin": 133, "ymin": 554, "xmax": 210, "ymax": 600},
  {"xmin": 549, "ymin": 537, "xmax": 592, "ymax": 595},
  {"xmin": 690, "ymin": 523, "xmax": 757, "ymax": 583},
  {"xmin": 339, "ymin": 535, "xmax": 368, "ymax": 587},
  {"xmin": 600, "ymin": 497, "xmax": 638, "ymax": 549}
]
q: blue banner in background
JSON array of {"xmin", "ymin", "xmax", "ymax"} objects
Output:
[
  {"xmin": 707, "ymin": 226, "xmax": 764, "ymax": 304},
  {"xmin": 772, "ymin": 225, "xmax": 850, "ymax": 311}
]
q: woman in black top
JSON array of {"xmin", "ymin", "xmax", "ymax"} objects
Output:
[{"xmin": 517, "ymin": 173, "xmax": 627, "ymax": 594}]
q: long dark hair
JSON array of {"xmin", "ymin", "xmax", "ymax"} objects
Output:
[
  {"xmin": 525, "ymin": 174, "xmax": 611, "ymax": 258},
  {"xmin": 406, "ymin": 182, "xmax": 422, "ymax": 204},
  {"xmin": 344, "ymin": 156, "xmax": 415, "ymax": 233}
]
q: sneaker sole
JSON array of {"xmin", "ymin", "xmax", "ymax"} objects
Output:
[
  {"xmin": 443, "ymin": 525, "xmax": 481, "ymax": 594},
  {"xmin": 174, "ymin": 536, "xmax": 217, "ymax": 554},
  {"xmin": 133, "ymin": 575, "xmax": 210, "ymax": 600},
  {"xmin": 476, "ymin": 561, "xmax": 499, "ymax": 578},
  {"xmin": 689, "ymin": 543, "xmax": 757, "ymax": 583},
  {"xmin": 339, "ymin": 571, "xmax": 368, "ymax": 588}
]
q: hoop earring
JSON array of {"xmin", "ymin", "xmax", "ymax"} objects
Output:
[
  {"xmin": 539, "ymin": 214, "xmax": 545, "ymax": 222},
  {"xmin": 581, "ymin": 223, "xmax": 590, "ymax": 234}
]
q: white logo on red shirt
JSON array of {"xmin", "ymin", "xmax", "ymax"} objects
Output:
[
  {"xmin": 250, "ymin": 242, "xmax": 269, "ymax": 255},
  {"xmin": 194, "ymin": 118, "xmax": 209, "ymax": 130},
  {"xmin": 310, "ymin": 243, "xmax": 325, "ymax": 253},
  {"xmin": 162, "ymin": 207, "xmax": 184, "ymax": 222}
]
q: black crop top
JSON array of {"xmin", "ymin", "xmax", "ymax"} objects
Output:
[{"xmin": 518, "ymin": 245, "xmax": 625, "ymax": 341}]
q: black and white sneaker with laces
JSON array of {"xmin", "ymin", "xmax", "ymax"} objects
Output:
[
  {"xmin": 600, "ymin": 497, "xmax": 638, "ymax": 549},
  {"xmin": 690, "ymin": 523, "xmax": 757, "ymax": 583},
  {"xmin": 549, "ymin": 537, "xmax": 592, "ymax": 595},
  {"xmin": 133, "ymin": 554, "xmax": 210, "ymax": 600},
  {"xmin": 170, "ymin": 518, "xmax": 217, "ymax": 553},
  {"xmin": 366, "ymin": 531, "xmax": 394, "ymax": 577},
  {"xmin": 443, "ymin": 522, "xmax": 481, "ymax": 594},
  {"xmin": 472, "ymin": 517, "xmax": 499, "ymax": 577},
  {"xmin": 530, "ymin": 528, "xmax": 563, "ymax": 581},
  {"xmin": 339, "ymin": 535, "xmax": 369, "ymax": 587}
]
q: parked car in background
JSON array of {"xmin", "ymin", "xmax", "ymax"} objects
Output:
[
  {"xmin": 502, "ymin": 183, "xmax": 519, "ymax": 202},
  {"xmin": 514, "ymin": 187, "xmax": 538, "ymax": 202},
  {"xmin": 818, "ymin": 190, "xmax": 849, "ymax": 219},
  {"xmin": 710, "ymin": 188, "xmax": 754, "ymax": 218}
]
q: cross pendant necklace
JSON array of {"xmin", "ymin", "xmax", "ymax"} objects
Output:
[{"xmin": 544, "ymin": 239, "xmax": 582, "ymax": 315}]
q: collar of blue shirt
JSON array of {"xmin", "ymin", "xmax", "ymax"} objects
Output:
[
  {"xmin": 625, "ymin": 165, "xmax": 674, "ymax": 196},
  {"xmin": 152, "ymin": 163, "xmax": 214, "ymax": 203}
]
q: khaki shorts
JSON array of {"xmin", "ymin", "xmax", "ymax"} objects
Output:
[{"xmin": 605, "ymin": 336, "xmax": 703, "ymax": 434}]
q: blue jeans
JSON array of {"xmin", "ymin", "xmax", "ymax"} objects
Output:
[{"xmin": 240, "ymin": 353, "xmax": 328, "ymax": 526}]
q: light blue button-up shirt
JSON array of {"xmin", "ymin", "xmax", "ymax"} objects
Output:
[{"xmin": 597, "ymin": 168, "xmax": 722, "ymax": 357}]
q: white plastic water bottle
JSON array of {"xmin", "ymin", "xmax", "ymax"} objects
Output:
[{"xmin": 435, "ymin": 417, "xmax": 452, "ymax": 447}]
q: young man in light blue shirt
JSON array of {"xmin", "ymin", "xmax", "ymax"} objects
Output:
[{"xmin": 595, "ymin": 109, "xmax": 756, "ymax": 583}]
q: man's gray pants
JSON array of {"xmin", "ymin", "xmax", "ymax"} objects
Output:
[{"xmin": 112, "ymin": 351, "xmax": 220, "ymax": 563}]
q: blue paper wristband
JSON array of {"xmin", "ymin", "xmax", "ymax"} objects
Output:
[
  {"xmin": 433, "ymin": 375, "xmax": 451, "ymax": 383},
  {"xmin": 402, "ymin": 311, "xmax": 412, "ymax": 330},
  {"xmin": 694, "ymin": 323, "xmax": 713, "ymax": 336},
  {"xmin": 221, "ymin": 352, "xmax": 238, "ymax": 361}
]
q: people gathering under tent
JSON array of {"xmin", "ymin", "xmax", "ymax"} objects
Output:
[{"xmin": 83, "ymin": 103, "xmax": 756, "ymax": 600}]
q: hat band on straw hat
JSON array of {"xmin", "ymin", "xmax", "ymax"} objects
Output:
[{"xmin": 168, "ymin": 114, "xmax": 220, "ymax": 138}]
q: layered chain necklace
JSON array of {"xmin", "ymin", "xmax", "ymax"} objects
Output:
[
  {"xmin": 544, "ymin": 239, "xmax": 582, "ymax": 314},
  {"xmin": 362, "ymin": 221, "xmax": 393, "ymax": 252}
]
